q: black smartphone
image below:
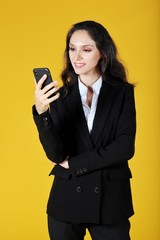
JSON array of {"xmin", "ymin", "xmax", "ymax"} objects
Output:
[{"xmin": 33, "ymin": 68, "xmax": 53, "ymax": 89}]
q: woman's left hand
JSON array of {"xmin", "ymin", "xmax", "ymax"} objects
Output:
[
  {"xmin": 52, "ymin": 159, "xmax": 69, "ymax": 169},
  {"xmin": 59, "ymin": 160, "xmax": 69, "ymax": 169}
]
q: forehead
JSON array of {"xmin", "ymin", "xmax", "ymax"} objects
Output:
[{"xmin": 69, "ymin": 30, "xmax": 96, "ymax": 46}]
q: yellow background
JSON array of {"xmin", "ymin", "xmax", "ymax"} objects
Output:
[{"xmin": 0, "ymin": 0, "xmax": 159, "ymax": 239}]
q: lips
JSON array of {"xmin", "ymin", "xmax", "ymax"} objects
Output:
[{"xmin": 74, "ymin": 63, "xmax": 86, "ymax": 69}]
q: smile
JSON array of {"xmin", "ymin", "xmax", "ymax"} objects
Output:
[{"xmin": 74, "ymin": 63, "xmax": 86, "ymax": 69}]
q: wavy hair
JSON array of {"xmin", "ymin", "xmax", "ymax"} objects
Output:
[{"xmin": 61, "ymin": 20, "xmax": 129, "ymax": 92}]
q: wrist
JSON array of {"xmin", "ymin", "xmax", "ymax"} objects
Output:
[{"xmin": 35, "ymin": 105, "xmax": 49, "ymax": 115}]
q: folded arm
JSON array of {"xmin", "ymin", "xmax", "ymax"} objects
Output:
[{"xmin": 68, "ymin": 86, "xmax": 136, "ymax": 176}]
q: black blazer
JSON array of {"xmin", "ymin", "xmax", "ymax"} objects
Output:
[{"xmin": 33, "ymin": 78, "xmax": 136, "ymax": 224}]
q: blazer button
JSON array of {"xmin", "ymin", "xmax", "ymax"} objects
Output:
[
  {"xmin": 43, "ymin": 117, "xmax": 49, "ymax": 126},
  {"xmin": 94, "ymin": 187, "xmax": 100, "ymax": 194},
  {"xmin": 76, "ymin": 170, "xmax": 80, "ymax": 175},
  {"xmin": 83, "ymin": 168, "xmax": 87, "ymax": 173},
  {"xmin": 79, "ymin": 169, "xmax": 83, "ymax": 174},
  {"xmin": 76, "ymin": 169, "xmax": 83, "ymax": 175},
  {"xmin": 76, "ymin": 186, "xmax": 82, "ymax": 193}
]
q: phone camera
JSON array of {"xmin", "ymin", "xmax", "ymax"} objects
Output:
[{"xmin": 34, "ymin": 71, "xmax": 38, "ymax": 76}]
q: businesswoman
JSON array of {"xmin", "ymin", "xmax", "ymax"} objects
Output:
[{"xmin": 33, "ymin": 21, "xmax": 136, "ymax": 240}]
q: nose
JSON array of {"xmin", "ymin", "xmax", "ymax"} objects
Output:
[{"xmin": 74, "ymin": 51, "xmax": 82, "ymax": 61}]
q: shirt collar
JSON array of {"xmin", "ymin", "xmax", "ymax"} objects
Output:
[{"xmin": 78, "ymin": 76, "xmax": 102, "ymax": 97}]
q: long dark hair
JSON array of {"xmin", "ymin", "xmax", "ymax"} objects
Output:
[{"xmin": 61, "ymin": 20, "xmax": 129, "ymax": 91}]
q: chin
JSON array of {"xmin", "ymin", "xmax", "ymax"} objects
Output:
[{"xmin": 74, "ymin": 69, "xmax": 85, "ymax": 75}]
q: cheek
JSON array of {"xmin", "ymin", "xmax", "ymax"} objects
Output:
[
  {"xmin": 95, "ymin": 52, "xmax": 101, "ymax": 62},
  {"xmin": 69, "ymin": 52, "xmax": 72, "ymax": 60},
  {"xmin": 91, "ymin": 55, "xmax": 101, "ymax": 66},
  {"xmin": 69, "ymin": 53, "xmax": 74, "ymax": 65},
  {"xmin": 69, "ymin": 54, "xmax": 75, "ymax": 68},
  {"xmin": 89, "ymin": 51, "xmax": 101, "ymax": 63}
]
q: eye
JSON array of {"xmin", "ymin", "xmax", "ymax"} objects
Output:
[
  {"xmin": 83, "ymin": 49, "xmax": 92, "ymax": 52},
  {"xmin": 69, "ymin": 47, "xmax": 75, "ymax": 52}
]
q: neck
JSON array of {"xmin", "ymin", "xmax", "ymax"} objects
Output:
[{"xmin": 79, "ymin": 73, "xmax": 101, "ymax": 87}]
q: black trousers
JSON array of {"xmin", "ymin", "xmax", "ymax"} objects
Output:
[{"xmin": 48, "ymin": 216, "xmax": 131, "ymax": 240}]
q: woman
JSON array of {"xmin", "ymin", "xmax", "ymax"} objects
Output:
[{"xmin": 33, "ymin": 20, "xmax": 136, "ymax": 240}]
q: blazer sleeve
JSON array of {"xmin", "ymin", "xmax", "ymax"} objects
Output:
[
  {"xmin": 32, "ymin": 106, "xmax": 67, "ymax": 163},
  {"xmin": 68, "ymin": 86, "xmax": 136, "ymax": 177}
]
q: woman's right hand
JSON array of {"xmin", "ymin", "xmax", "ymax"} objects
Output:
[{"xmin": 34, "ymin": 74, "xmax": 60, "ymax": 114}]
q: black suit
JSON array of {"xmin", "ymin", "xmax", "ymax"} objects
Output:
[{"xmin": 33, "ymin": 78, "xmax": 136, "ymax": 225}]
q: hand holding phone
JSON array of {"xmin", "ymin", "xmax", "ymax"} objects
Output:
[{"xmin": 33, "ymin": 68, "xmax": 60, "ymax": 114}]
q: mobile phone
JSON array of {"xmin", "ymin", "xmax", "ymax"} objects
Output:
[{"xmin": 33, "ymin": 68, "xmax": 53, "ymax": 89}]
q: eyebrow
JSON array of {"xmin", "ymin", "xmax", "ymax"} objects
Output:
[{"xmin": 69, "ymin": 43, "xmax": 94, "ymax": 47}]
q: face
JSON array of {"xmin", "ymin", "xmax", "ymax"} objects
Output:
[{"xmin": 69, "ymin": 30, "xmax": 101, "ymax": 79}]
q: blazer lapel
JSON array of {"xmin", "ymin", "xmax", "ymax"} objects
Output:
[
  {"xmin": 90, "ymin": 81, "xmax": 117, "ymax": 146},
  {"xmin": 65, "ymin": 81, "xmax": 94, "ymax": 149}
]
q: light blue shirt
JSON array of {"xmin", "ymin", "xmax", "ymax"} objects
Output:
[{"xmin": 78, "ymin": 77, "xmax": 102, "ymax": 133}]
